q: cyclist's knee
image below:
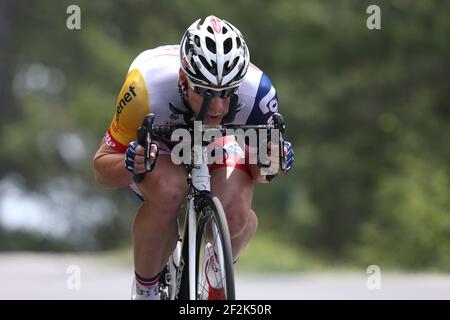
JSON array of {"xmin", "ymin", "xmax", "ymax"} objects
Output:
[
  {"xmin": 224, "ymin": 193, "xmax": 253, "ymax": 237},
  {"xmin": 249, "ymin": 209, "xmax": 258, "ymax": 232}
]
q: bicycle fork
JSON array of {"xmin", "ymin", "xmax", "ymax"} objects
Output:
[
  {"xmin": 176, "ymin": 148, "xmax": 212, "ymax": 300},
  {"xmin": 188, "ymin": 156, "xmax": 211, "ymax": 299}
]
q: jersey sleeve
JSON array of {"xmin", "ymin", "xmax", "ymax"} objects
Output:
[
  {"xmin": 104, "ymin": 69, "xmax": 151, "ymax": 152},
  {"xmin": 245, "ymin": 72, "xmax": 279, "ymax": 125}
]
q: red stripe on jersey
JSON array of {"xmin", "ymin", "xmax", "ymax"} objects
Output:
[{"xmin": 104, "ymin": 129, "xmax": 127, "ymax": 153}]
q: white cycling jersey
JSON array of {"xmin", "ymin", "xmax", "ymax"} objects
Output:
[{"xmin": 104, "ymin": 45, "xmax": 279, "ymax": 152}]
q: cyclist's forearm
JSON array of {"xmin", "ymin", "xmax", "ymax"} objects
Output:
[
  {"xmin": 93, "ymin": 152, "xmax": 133, "ymax": 188},
  {"xmin": 247, "ymin": 163, "xmax": 272, "ymax": 184}
]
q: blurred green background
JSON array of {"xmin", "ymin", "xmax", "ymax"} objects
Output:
[{"xmin": 0, "ymin": 0, "xmax": 449, "ymax": 272}]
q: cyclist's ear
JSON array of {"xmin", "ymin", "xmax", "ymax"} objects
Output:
[
  {"xmin": 179, "ymin": 69, "xmax": 188, "ymax": 86},
  {"xmin": 178, "ymin": 69, "xmax": 189, "ymax": 96},
  {"xmin": 178, "ymin": 68, "xmax": 188, "ymax": 98}
]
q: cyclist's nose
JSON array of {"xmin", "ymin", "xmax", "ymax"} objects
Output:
[{"xmin": 209, "ymin": 96, "xmax": 228, "ymax": 114}]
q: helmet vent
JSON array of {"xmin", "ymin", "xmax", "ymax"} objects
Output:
[
  {"xmin": 223, "ymin": 38, "xmax": 232, "ymax": 54},
  {"xmin": 199, "ymin": 55, "xmax": 217, "ymax": 76},
  {"xmin": 236, "ymin": 37, "xmax": 241, "ymax": 48},
  {"xmin": 206, "ymin": 37, "xmax": 216, "ymax": 54},
  {"xmin": 194, "ymin": 35, "xmax": 201, "ymax": 47},
  {"xmin": 207, "ymin": 26, "xmax": 214, "ymax": 34},
  {"xmin": 224, "ymin": 57, "xmax": 239, "ymax": 76}
]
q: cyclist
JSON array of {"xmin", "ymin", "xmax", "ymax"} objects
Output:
[{"xmin": 93, "ymin": 15, "xmax": 295, "ymax": 300}]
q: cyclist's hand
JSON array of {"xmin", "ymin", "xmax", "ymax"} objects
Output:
[
  {"xmin": 265, "ymin": 140, "xmax": 294, "ymax": 174},
  {"xmin": 125, "ymin": 141, "xmax": 158, "ymax": 174}
]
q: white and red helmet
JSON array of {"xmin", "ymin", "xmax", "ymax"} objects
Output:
[{"xmin": 180, "ymin": 15, "xmax": 250, "ymax": 90}]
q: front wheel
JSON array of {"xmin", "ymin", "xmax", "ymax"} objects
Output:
[{"xmin": 195, "ymin": 193, "xmax": 235, "ymax": 300}]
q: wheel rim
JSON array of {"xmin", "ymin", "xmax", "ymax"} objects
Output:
[{"xmin": 196, "ymin": 209, "xmax": 229, "ymax": 300}]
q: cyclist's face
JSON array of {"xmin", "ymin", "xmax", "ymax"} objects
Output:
[
  {"xmin": 187, "ymin": 86, "xmax": 230, "ymax": 125},
  {"xmin": 180, "ymin": 70, "xmax": 230, "ymax": 125}
]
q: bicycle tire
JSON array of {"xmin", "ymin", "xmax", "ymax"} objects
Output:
[
  {"xmin": 195, "ymin": 193, "xmax": 235, "ymax": 300},
  {"xmin": 176, "ymin": 204, "xmax": 190, "ymax": 300}
]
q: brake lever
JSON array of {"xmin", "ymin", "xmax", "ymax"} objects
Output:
[
  {"xmin": 272, "ymin": 113, "xmax": 287, "ymax": 171},
  {"xmin": 133, "ymin": 113, "xmax": 156, "ymax": 183}
]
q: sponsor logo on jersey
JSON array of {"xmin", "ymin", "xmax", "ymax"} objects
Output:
[
  {"xmin": 115, "ymin": 85, "xmax": 137, "ymax": 122},
  {"xmin": 111, "ymin": 121, "xmax": 119, "ymax": 133},
  {"xmin": 104, "ymin": 131, "xmax": 116, "ymax": 148},
  {"xmin": 259, "ymin": 86, "xmax": 278, "ymax": 115}
]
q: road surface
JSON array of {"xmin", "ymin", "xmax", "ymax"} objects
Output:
[{"xmin": 0, "ymin": 253, "xmax": 448, "ymax": 300}]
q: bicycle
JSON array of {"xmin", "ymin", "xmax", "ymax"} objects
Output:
[{"xmin": 132, "ymin": 112, "xmax": 287, "ymax": 300}]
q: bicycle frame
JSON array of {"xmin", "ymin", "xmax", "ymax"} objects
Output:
[
  {"xmin": 188, "ymin": 153, "xmax": 212, "ymax": 300},
  {"xmin": 134, "ymin": 112, "xmax": 288, "ymax": 300},
  {"xmin": 167, "ymin": 145, "xmax": 216, "ymax": 300}
]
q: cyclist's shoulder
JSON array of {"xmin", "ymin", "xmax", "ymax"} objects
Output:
[
  {"xmin": 236, "ymin": 64, "xmax": 279, "ymax": 125},
  {"xmin": 123, "ymin": 45, "xmax": 180, "ymax": 95},
  {"xmin": 240, "ymin": 63, "xmax": 277, "ymax": 102},
  {"xmin": 128, "ymin": 45, "xmax": 180, "ymax": 75}
]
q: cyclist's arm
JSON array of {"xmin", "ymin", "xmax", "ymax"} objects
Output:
[
  {"xmin": 242, "ymin": 71, "xmax": 282, "ymax": 183},
  {"xmin": 93, "ymin": 139, "xmax": 133, "ymax": 188},
  {"xmin": 247, "ymin": 149, "xmax": 284, "ymax": 184},
  {"xmin": 94, "ymin": 69, "xmax": 151, "ymax": 188},
  {"xmin": 246, "ymin": 138, "xmax": 289, "ymax": 183},
  {"xmin": 248, "ymin": 163, "xmax": 271, "ymax": 184}
]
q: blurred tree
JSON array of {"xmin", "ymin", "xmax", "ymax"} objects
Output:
[
  {"xmin": 0, "ymin": 0, "xmax": 449, "ymax": 271},
  {"xmin": 0, "ymin": 0, "xmax": 16, "ymax": 125}
]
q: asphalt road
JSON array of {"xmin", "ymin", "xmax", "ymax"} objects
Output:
[{"xmin": 0, "ymin": 253, "xmax": 448, "ymax": 300}]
